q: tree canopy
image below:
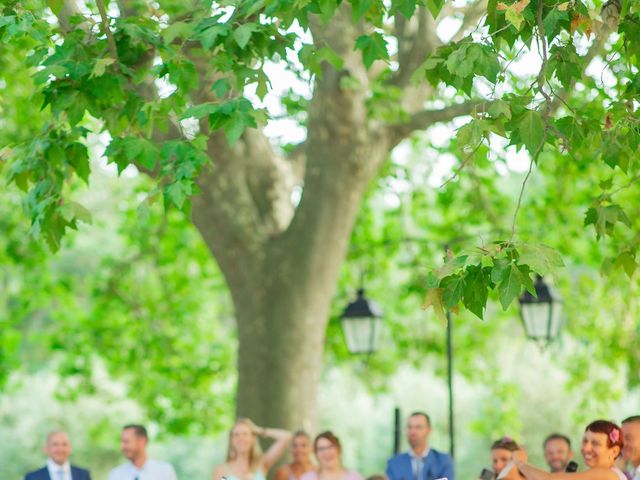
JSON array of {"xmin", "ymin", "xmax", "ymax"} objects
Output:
[{"xmin": 1, "ymin": 0, "xmax": 639, "ymax": 431}]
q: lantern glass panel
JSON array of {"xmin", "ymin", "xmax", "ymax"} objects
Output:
[{"xmin": 341, "ymin": 316, "xmax": 383, "ymax": 354}]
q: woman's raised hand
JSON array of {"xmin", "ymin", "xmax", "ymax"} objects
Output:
[{"xmin": 512, "ymin": 449, "xmax": 528, "ymax": 466}]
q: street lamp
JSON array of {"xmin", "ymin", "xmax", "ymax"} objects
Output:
[
  {"xmin": 340, "ymin": 288, "xmax": 383, "ymax": 354},
  {"xmin": 518, "ymin": 275, "xmax": 563, "ymax": 347}
]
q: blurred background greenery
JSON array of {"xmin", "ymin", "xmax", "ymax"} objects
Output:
[{"xmin": 2, "ymin": 145, "xmax": 639, "ymax": 479}]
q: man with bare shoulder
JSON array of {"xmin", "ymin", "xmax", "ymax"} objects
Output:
[{"xmin": 622, "ymin": 416, "xmax": 640, "ymax": 480}]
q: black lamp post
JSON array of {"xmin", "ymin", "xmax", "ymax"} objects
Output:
[
  {"xmin": 340, "ymin": 288, "xmax": 384, "ymax": 354},
  {"xmin": 518, "ymin": 275, "xmax": 563, "ymax": 347}
]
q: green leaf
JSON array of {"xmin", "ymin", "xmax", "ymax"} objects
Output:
[
  {"xmin": 255, "ymin": 70, "xmax": 270, "ymax": 100},
  {"xmin": 426, "ymin": 0, "xmax": 445, "ymax": 18},
  {"xmin": 163, "ymin": 21, "xmax": 193, "ymax": 44},
  {"xmin": 123, "ymin": 137, "xmax": 159, "ymax": 170},
  {"xmin": 66, "ymin": 143, "xmax": 90, "ymax": 183},
  {"xmin": 318, "ymin": 0, "xmax": 339, "ymax": 22},
  {"xmin": 441, "ymin": 275, "xmax": 464, "ymax": 309},
  {"xmin": 392, "ymin": 0, "xmax": 417, "ymax": 18},
  {"xmin": 352, "ymin": 0, "xmax": 375, "ymax": 20},
  {"xmin": 354, "ymin": 33, "xmax": 389, "ymax": 69},
  {"xmin": 90, "ymin": 57, "xmax": 115, "ymax": 78},
  {"xmin": 505, "ymin": 6, "xmax": 525, "ymax": 30},
  {"xmin": 543, "ymin": 8, "xmax": 568, "ymax": 40},
  {"xmin": 518, "ymin": 110, "xmax": 545, "ymax": 156},
  {"xmin": 585, "ymin": 204, "xmax": 631, "ymax": 239},
  {"xmin": 164, "ymin": 180, "xmax": 189, "ymax": 209},
  {"xmin": 181, "ymin": 103, "xmax": 219, "ymax": 120},
  {"xmin": 233, "ymin": 23, "xmax": 256, "ymax": 49},
  {"xmin": 197, "ymin": 24, "xmax": 230, "ymax": 50},
  {"xmin": 445, "ymin": 44, "xmax": 472, "ymax": 78},
  {"xmin": 489, "ymin": 100, "xmax": 512, "ymax": 120},
  {"xmin": 462, "ymin": 265, "xmax": 490, "ymax": 319},
  {"xmin": 518, "ymin": 264, "xmax": 535, "ymax": 296},
  {"xmin": 518, "ymin": 244, "xmax": 564, "ymax": 276},
  {"xmin": 68, "ymin": 201, "xmax": 92, "ymax": 224},
  {"xmin": 317, "ymin": 46, "xmax": 344, "ymax": 71},
  {"xmin": 47, "ymin": 0, "xmax": 64, "ymax": 14},
  {"xmin": 212, "ymin": 79, "xmax": 230, "ymax": 98},
  {"xmin": 490, "ymin": 258, "xmax": 511, "ymax": 284},
  {"xmin": 224, "ymin": 114, "xmax": 247, "ymax": 145},
  {"xmin": 617, "ymin": 252, "xmax": 637, "ymax": 278},
  {"xmin": 498, "ymin": 264, "xmax": 523, "ymax": 310},
  {"xmin": 475, "ymin": 44, "xmax": 501, "ymax": 83}
]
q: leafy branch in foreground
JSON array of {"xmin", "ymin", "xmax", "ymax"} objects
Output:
[{"xmin": 424, "ymin": 241, "xmax": 564, "ymax": 320}]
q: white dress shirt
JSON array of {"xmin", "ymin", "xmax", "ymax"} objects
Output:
[
  {"xmin": 108, "ymin": 459, "xmax": 177, "ymax": 480},
  {"xmin": 409, "ymin": 448, "xmax": 431, "ymax": 480},
  {"xmin": 47, "ymin": 458, "xmax": 71, "ymax": 480},
  {"xmin": 632, "ymin": 464, "xmax": 640, "ymax": 480}
]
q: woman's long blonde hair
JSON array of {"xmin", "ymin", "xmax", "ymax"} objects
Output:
[{"xmin": 226, "ymin": 418, "xmax": 263, "ymax": 471}]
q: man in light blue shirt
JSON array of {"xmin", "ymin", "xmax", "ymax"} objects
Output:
[{"xmin": 108, "ymin": 424, "xmax": 177, "ymax": 480}]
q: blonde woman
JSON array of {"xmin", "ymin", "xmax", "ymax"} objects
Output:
[{"xmin": 213, "ymin": 418, "xmax": 292, "ymax": 480}]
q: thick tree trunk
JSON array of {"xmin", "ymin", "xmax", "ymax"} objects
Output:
[
  {"xmin": 189, "ymin": 2, "xmax": 392, "ymax": 433},
  {"xmin": 192, "ymin": 133, "xmax": 388, "ymax": 431},
  {"xmin": 233, "ymin": 290, "xmax": 328, "ymax": 430}
]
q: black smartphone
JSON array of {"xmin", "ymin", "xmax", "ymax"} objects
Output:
[
  {"xmin": 479, "ymin": 468, "xmax": 495, "ymax": 480},
  {"xmin": 565, "ymin": 461, "xmax": 578, "ymax": 472}
]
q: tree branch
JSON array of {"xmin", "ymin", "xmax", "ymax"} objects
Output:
[
  {"xmin": 186, "ymin": 50, "xmax": 296, "ymax": 241},
  {"xmin": 549, "ymin": 34, "xmax": 607, "ymax": 112},
  {"xmin": 57, "ymin": 0, "xmax": 84, "ymax": 33},
  {"xmin": 95, "ymin": 0, "xmax": 120, "ymax": 64},
  {"xmin": 391, "ymin": 6, "xmax": 440, "ymax": 88},
  {"xmin": 450, "ymin": 0, "xmax": 488, "ymax": 43},
  {"xmin": 387, "ymin": 100, "xmax": 484, "ymax": 146}
]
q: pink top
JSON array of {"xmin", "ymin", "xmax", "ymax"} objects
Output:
[{"xmin": 301, "ymin": 471, "xmax": 364, "ymax": 480}]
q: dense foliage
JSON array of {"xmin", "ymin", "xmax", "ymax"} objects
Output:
[
  {"xmin": 1, "ymin": 0, "xmax": 639, "ymax": 433},
  {"xmin": 2, "ymin": 0, "xmax": 638, "ymax": 318}
]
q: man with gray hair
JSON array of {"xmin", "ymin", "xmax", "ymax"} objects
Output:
[{"xmin": 24, "ymin": 430, "xmax": 92, "ymax": 480}]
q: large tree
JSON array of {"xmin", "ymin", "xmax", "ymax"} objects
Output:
[{"xmin": 1, "ymin": 0, "xmax": 638, "ymax": 431}]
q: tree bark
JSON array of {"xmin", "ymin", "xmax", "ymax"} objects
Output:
[
  {"xmin": 186, "ymin": 3, "xmax": 394, "ymax": 431},
  {"xmin": 191, "ymin": 126, "xmax": 389, "ymax": 430}
]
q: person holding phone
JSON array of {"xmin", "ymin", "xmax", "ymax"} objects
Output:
[
  {"xmin": 511, "ymin": 420, "xmax": 626, "ymax": 480},
  {"xmin": 491, "ymin": 437, "xmax": 525, "ymax": 480}
]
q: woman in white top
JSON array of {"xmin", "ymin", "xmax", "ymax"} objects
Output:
[
  {"xmin": 511, "ymin": 420, "xmax": 626, "ymax": 480},
  {"xmin": 213, "ymin": 418, "xmax": 292, "ymax": 480}
]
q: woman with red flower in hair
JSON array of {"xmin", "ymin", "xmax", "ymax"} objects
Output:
[{"xmin": 510, "ymin": 420, "xmax": 626, "ymax": 480}]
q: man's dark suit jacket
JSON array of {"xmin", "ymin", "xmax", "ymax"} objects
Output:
[{"xmin": 24, "ymin": 465, "xmax": 92, "ymax": 480}]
